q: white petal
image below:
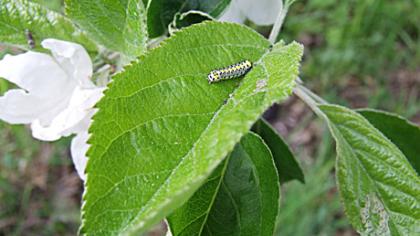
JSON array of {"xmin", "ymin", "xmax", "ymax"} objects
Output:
[
  {"xmin": 30, "ymin": 87, "xmax": 104, "ymax": 141},
  {"xmin": 0, "ymin": 52, "xmax": 73, "ymax": 125},
  {"xmin": 71, "ymin": 131, "xmax": 90, "ymax": 181},
  {"xmin": 219, "ymin": 0, "xmax": 283, "ymax": 25},
  {"xmin": 241, "ymin": 0, "xmax": 283, "ymax": 25},
  {"xmin": 0, "ymin": 89, "xmax": 45, "ymax": 124},
  {"xmin": 218, "ymin": 0, "xmax": 247, "ymax": 23},
  {"xmin": 0, "ymin": 52, "xmax": 69, "ymax": 94},
  {"xmin": 42, "ymin": 39, "xmax": 94, "ymax": 88}
]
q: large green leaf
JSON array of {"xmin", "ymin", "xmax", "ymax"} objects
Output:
[
  {"xmin": 168, "ymin": 132, "xmax": 280, "ymax": 236},
  {"xmin": 0, "ymin": 0, "xmax": 96, "ymax": 52},
  {"xmin": 319, "ymin": 104, "xmax": 420, "ymax": 235},
  {"xmin": 81, "ymin": 21, "xmax": 303, "ymax": 235},
  {"xmin": 358, "ymin": 108, "xmax": 420, "ymax": 174},
  {"xmin": 252, "ymin": 119, "xmax": 304, "ymax": 183},
  {"xmin": 147, "ymin": 0, "xmax": 231, "ymax": 37},
  {"xmin": 65, "ymin": 0, "xmax": 147, "ymax": 57}
]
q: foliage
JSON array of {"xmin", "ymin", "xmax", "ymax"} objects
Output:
[
  {"xmin": 0, "ymin": 0, "xmax": 96, "ymax": 52},
  {"xmin": 65, "ymin": 0, "xmax": 148, "ymax": 57},
  {"xmin": 80, "ymin": 22, "xmax": 303, "ymax": 235},
  {"xmin": 358, "ymin": 109, "xmax": 420, "ymax": 173},
  {"xmin": 168, "ymin": 133, "xmax": 279, "ymax": 236},
  {"xmin": 275, "ymin": 135, "xmax": 349, "ymax": 236},
  {"xmin": 147, "ymin": 0, "xmax": 231, "ymax": 37},
  {"xmin": 252, "ymin": 119, "xmax": 304, "ymax": 183},
  {"xmin": 320, "ymin": 104, "xmax": 419, "ymax": 235},
  {"xmin": 283, "ymin": 0, "xmax": 420, "ymax": 117},
  {"xmin": 0, "ymin": 0, "xmax": 419, "ymax": 235}
]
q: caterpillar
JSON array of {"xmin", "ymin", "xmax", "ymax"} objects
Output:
[{"xmin": 207, "ymin": 60, "xmax": 252, "ymax": 83}]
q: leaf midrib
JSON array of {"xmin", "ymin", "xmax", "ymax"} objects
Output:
[
  {"xmin": 173, "ymin": 178, "xmax": 220, "ymax": 234},
  {"xmin": 88, "ymin": 41, "xmax": 272, "ymax": 215},
  {"xmin": 220, "ymin": 181, "xmax": 242, "ymax": 232},
  {"xmin": 197, "ymin": 158, "xmax": 230, "ymax": 235},
  {"xmin": 120, "ymin": 48, "xmax": 275, "ymax": 234},
  {"xmin": 121, "ymin": 97, "xmax": 237, "ymax": 233}
]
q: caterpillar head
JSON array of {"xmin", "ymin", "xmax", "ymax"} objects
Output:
[{"xmin": 207, "ymin": 71, "xmax": 219, "ymax": 83}]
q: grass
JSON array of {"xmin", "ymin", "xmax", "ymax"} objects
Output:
[
  {"xmin": 273, "ymin": 1, "xmax": 419, "ymax": 235},
  {"xmin": 283, "ymin": 0, "xmax": 420, "ymax": 116},
  {"xmin": 0, "ymin": 81, "xmax": 81, "ymax": 235},
  {"xmin": 0, "ymin": 0, "xmax": 419, "ymax": 235}
]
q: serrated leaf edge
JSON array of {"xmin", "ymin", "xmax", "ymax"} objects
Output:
[
  {"xmin": 81, "ymin": 21, "xmax": 302, "ymax": 235},
  {"xmin": 319, "ymin": 104, "xmax": 419, "ymax": 235}
]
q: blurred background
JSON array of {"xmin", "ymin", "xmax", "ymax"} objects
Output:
[{"xmin": 1, "ymin": 0, "xmax": 419, "ymax": 235}]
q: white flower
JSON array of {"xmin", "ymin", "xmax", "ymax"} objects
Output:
[
  {"xmin": 219, "ymin": 0, "xmax": 283, "ymax": 25},
  {"xmin": 0, "ymin": 39, "xmax": 105, "ymax": 180}
]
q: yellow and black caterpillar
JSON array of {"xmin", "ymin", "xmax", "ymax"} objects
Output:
[{"xmin": 207, "ymin": 60, "xmax": 252, "ymax": 83}]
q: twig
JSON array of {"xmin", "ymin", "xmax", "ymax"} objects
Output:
[
  {"xmin": 268, "ymin": 1, "xmax": 292, "ymax": 44},
  {"xmin": 294, "ymin": 84, "xmax": 328, "ymax": 120}
]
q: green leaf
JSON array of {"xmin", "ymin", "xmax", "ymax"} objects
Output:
[
  {"xmin": 147, "ymin": 0, "xmax": 231, "ymax": 37},
  {"xmin": 81, "ymin": 21, "xmax": 303, "ymax": 235},
  {"xmin": 168, "ymin": 132, "xmax": 280, "ymax": 236},
  {"xmin": 358, "ymin": 108, "xmax": 420, "ymax": 174},
  {"xmin": 252, "ymin": 119, "xmax": 304, "ymax": 183},
  {"xmin": 169, "ymin": 10, "xmax": 214, "ymax": 33},
  {"xmin": 0, "ymin": 0, "xmax": 96, "ymax": 52},
  {"xmin": 319, "ymin": 104, "xmax": 420, "ymax": 235},
  {"xmin": 65, "ymin": 0, "xmax": 147, "ymax": 57}
]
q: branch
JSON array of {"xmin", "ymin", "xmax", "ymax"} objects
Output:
[{"xmin": 268, "ymin": 0, "xmax": 295, "ymax": 44}]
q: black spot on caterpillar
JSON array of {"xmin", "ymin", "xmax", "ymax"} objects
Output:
[{"xmin": 207, "ymin": 60, "xmax": 252, "ymax": 83}]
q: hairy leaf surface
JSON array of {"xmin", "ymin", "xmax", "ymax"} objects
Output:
[
  {"xmin": 168, "ymin": 132, "xmax": 279, "ymax": 236},
  {"xmin": 320, "ymin": 104, "xmax": 420, "ymax": 235},
  {"xmin": 252, "ymin": 119, "xmax": 304, "ymax": 183},
  {"xmin": 65, "ymin": 0, "xmax": 147, "ymax": 57},
  {"xmin": 358, "ymin": 108, "xmax": 420, "ymax": 173},
  {"xmin": 0, "ymin": 0, "xmax": 96, "ymax": 52},
  {"xmin": 81, "ymin": 22, "xmax": 303, "ymax": 235}
]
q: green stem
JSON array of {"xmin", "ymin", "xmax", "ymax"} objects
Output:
[
  {"xmin": 268, "ymin": 1, "xmax": 290, "ymax": 44},
  {"xmin": 299, "ymin": 84, "xmax": 328, "ymax": 104},
  {"xmin": 294, "ymin": 84, "xmax": 328, "ymax": 120}
]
